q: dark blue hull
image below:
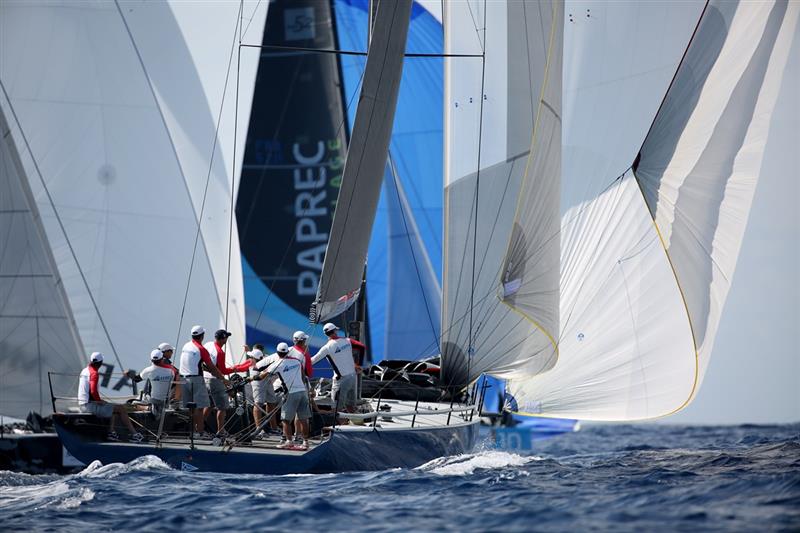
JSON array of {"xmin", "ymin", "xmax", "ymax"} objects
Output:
[{"xmin": 54, "ymin": 420, "xmax": 479, "ymax": 474}]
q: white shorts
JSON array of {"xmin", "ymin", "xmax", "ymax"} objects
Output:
[
  {"xmin": 78, "ymin": 402, "xmax": 114, "ymax": 418},
  {"xmin": 331, "ymin": 373, "xmax": 357, "ymax": 409},
  {"xmin": 181, "ymin": 376, "xmax": 210, "ymax": 408},
  {"xmin": 251, "ymin": 379, "xmax": 278, "ymax": 404},
  {"xmin": 282, "ymin": 391, "xmax": 311, "ymax": 421}
]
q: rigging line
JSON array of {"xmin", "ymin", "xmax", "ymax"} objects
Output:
[
  {"xmin": 240, "ymin": 43, "xmax": 481, "ymax": 58},
  {"xmin": 387, "ymin": 154, "xmax": 441, "ymax": 354},
  {"xmin": 241, "ymin": 0, "xmax": 263, "ymax": 40},
  {"xmin": 466, "ymin": 0, "xmax": 487, "ymax": 386},
  {"xmin": 250, "ymin": 55, "xmax": 368, "ymax": 334},
  {"xmin": 225, "ymin": 2, "xmax": 244, "ymax": 333},
  {"xmin": 316, "ymin": 0, "xmax": 403, "ymax": 312},
  {"xmin": 173, "ymin": 0, "xmax": 244, "ymax": 346},
  {"xmin": 0, "ymin": 80, "xmax": 124, "ymax": 369}
]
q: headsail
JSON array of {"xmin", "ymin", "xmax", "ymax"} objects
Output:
[
  {"xmin": 441, "ymin": 1, "xmax": 562, "ymax": 389},
  {"xmin": 508, "ymin": 0, "xmax": 797, "ymax": 420},
  {"xmin": 312, "ymin": 0, "xmax": 413, "ymax": 323}
]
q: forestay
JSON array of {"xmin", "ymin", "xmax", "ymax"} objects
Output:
[
  {"xmin": 313, "ymin": 0, "xmax": 413, "ymax": 322},
  {"xmin": 441, "ymin": 1, "xmax": 562, "ymax": 389},
  {"xmin": 507, "ymin": 0, "xmax": 797, "ymax": 420}
]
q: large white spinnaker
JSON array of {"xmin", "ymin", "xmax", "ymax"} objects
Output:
[
  {"xmin": 509, "ymin": 0, "xmax": 797, "ymax": 420},
  {"xmin": 0, "ymin": 0, "xmax": 262, "ymax": 414},
  {"xmin": 442, "ymin": 1, "xmax": 562, "ymax": 389}
]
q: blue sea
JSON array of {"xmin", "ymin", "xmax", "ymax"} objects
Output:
[{"xmin": 1, "ymin": 424, "xmax": 798, "ymax": 532}]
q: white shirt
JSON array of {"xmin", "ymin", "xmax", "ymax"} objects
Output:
[
  {"xmin": 264, "ymin": 355, "xmax": 305, "ymax": 394},
  {"xmin": 202, "ymin": 341, "xmax": 224, "ymax": 379},
  {"xmin": 311, "ymin": 337, "xmax": 356, "ymax": 378},
  {"xmin": 179, "ymin": 340, "xmax": 201, "ymax": 376},
  {"xmin": 77, "ymin": 367, "xmax": 91, "ymax": 404},
  {"xmin": 139, "ymin": 364, "xmax": 175, "ymax": 401}
]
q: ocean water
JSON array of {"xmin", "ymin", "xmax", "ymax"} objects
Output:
[{"xmin": 1, "ymin": 424, "xmax": 798, "ymax": 532}]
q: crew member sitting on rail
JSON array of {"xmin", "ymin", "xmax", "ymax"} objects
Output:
[
  {"xmin": 203, "ymin": 329, "xmax": 250, "ymax": 437},
  {"xmin": 311, "ymin": 323, "xmax": 366, "ymax": 413},
  {"xmin": 77, "ymin": 352, "xmax": 144, "ymax": 442},
  {"xmin": 139, "ymin": 349, "xmax": 175, "ymax": 418},
  {"xmin": 245, "ymin": 348, "xmax": 279, "ymax": 438},
  {"xmin": 251, "ymin": 342, "xmax": 310, "ymax": 450},
  {"xmin": 179, "ymin": 325, "xmax": 229, "ymax": 438}
]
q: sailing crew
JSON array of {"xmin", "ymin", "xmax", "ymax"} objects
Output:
[
  {"xmin": 139, "ymin": 349, "xmax": 175, "ymax": 417},
  {"xmin": 252, "ymin": 342, "xmax": 310, "ymax": 450},
  {"xmin": 203, "ymin": 329, "xmax": 250, "ymax": 436},
  {"xmin": 156, "ymin": 342, "xmax": 181, "ymax": 402},
  {"xmin": 179, "ymin": 325, "xmax": 229, "ymax": 437},
  {"xmin": 311, "ymin": 323, "xmax": 366, "ymax": 413},
  {"xmin": 291, "ymin": 331, "xmax": 313, "ymax": 379},
  {"xmin": 77, "ymin": 352, "xmax": 143, "ymax": 442},
  {"xmin": 245, "ymin": 348, "xmax": 279, "ymax": 438}
]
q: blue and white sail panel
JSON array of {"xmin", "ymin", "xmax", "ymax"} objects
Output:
[
  {"xmin": 237, "ymin": 0, "xmax": 349, "ymax": 352},
  {"xmin": 334, "ymin": 0, "xmax": 444, "ymax": 360}
]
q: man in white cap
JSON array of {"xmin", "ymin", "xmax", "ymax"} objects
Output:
[
  {"xmin": 251, "ymin": 342, "xmax": 310, "ymax": 449},
  {"xmin": 245, "ymin": 347, "xmax": 279, "ymax": 438},
  {"xmin": 157, "ymin": 342, "xmax": 180, "ymax": 402},
  {"xmin": 311, "ymin": 323, "xmax": 366, "ymax": 413},
  {"xmin": 139, "ymin": 349, "xmax": 176, "ymax": 418},
  {"xmin": 77, "ymin": 352, "xmax": 143, "ymax": 442},
  {"xmin": 179, "ymin": 325, "xmax": 228, "ymax": 438},
  {"xmin": 291, "ymin": 331, "xmax": 313, "ymax": 379}
]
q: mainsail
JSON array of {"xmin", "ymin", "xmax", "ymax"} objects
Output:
[
  {"xmin": 312, "ymin": 0, "xmax": 413, "ymax": 323},
  {"xmin": 0, "ymin": 0, "xmax": 265, "ymax": 417},
  {"xmin": 441, "ymin": 0, "xmax": 796, "ymax": 420},
  {"xmin": 441, "ymin": 1, "xmax": 563, "ymax": 389}
]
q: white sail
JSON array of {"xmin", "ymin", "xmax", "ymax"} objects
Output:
[
  {"xmin": 507, "ymin": 0, "xmax": 797, "ymax": 420},
  {"xmin": 442, "ymin": 0, "xmax": 562, "ymax": 388},
  {"xmin": 0, "ymin": 0, "xmax": 264, "ymax": 414},
  {"xmin": 313, "ymin": 0, "xmax": 413, "ymax": 322}
]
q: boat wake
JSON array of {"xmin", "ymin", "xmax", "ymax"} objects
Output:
[
  {"xmin": 0, "ymin": 473, "xmax": 95, "ymax": 512},
  {"xmin": 417, "ymin": 450, "xmax": 542, "ymax": 476}
]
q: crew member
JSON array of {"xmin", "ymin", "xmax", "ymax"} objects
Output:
[
  {"xmin": 245, "ymin": 348, "xmax": 279, "ymax": 438},
  {"xmin": 203, "ymin": 329, "xmax": 250, "ymax": 436},
  {"xmin": 252, "ymin": 343, "xmax": 310, "ymax": 450},
  {"xmin": 179, "ymin": 325, "xmax": 228, "ymax": 438},
  {"xmin": 310, "ymin": 323, "xmax": 366, "ymax": 413},
  {"xmin": 290, "ymin": 331, "xmax": 313, "ymax": 379},
  {"xmin": 156, "ymin": 342, "xmax": 180, "ymax": 402},
  {"xmin": 77, "ymin": 352, "xmax": 143, "ymax": 442},
  {"xmin": 139, "ymin": 349, "xmax": 175, "ymax": 417}
]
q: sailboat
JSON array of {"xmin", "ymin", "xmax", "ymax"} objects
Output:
[{"xmin": 3, "ymin": 0, "xmax": 796, "ymax": 474}]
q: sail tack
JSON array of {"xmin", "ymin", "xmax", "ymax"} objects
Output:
[
  {"xmin": 441, "ymin": 1, "xmax": 562, "ymax": 389},
  {"xmin": 313, "ymin": 0, "xmax": 413, "ymax": 323}
]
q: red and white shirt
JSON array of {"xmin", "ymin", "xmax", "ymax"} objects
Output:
[{"xmin": 77, "ymin": 365, "xmax": 102, "ymax": 404}]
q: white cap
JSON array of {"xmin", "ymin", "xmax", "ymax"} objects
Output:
[
  {"xmin": 90, "ymin": 352, "xmax": 104, "ymax": 363},
  {"xmin": 292, "ymin": 330, "xmax": 308, "ymax": 342},
  {"xmin": 157, "ymin": 342, "xmax": 174, "ymax": 352},
  {"xmin": 191, "ymin": 325, "xmax": 205, "ymax": 336},
  {"xmin": 276, "ymin": 342, "xmax": 290, "ymax": 354},
  {"xmin": 247, "ymin": 349, "xmax": 264, "ymax": 360},
  {"xmin": 150, "ymin": 349, "xmax": 164, "ymax": 361},
  {"xmin": 322, "ymin": 323, "xmax": 338, "ymax": 334}
]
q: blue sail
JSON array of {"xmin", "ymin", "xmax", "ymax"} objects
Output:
[{"xmin": 334, "ymin": 0, "xmax": 443, "ymax": 360}]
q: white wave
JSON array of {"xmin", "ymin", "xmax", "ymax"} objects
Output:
[
  {"xmin": 56, "ymin": 488, "xmax": 95, "ymax": 510},
  {"xmin": 417, "ymin": 451, "xmax": 542, "ymax": 477},
  {"xmin": 74, "ymin": 455, "xmax": 172, "ymax": 479}
]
